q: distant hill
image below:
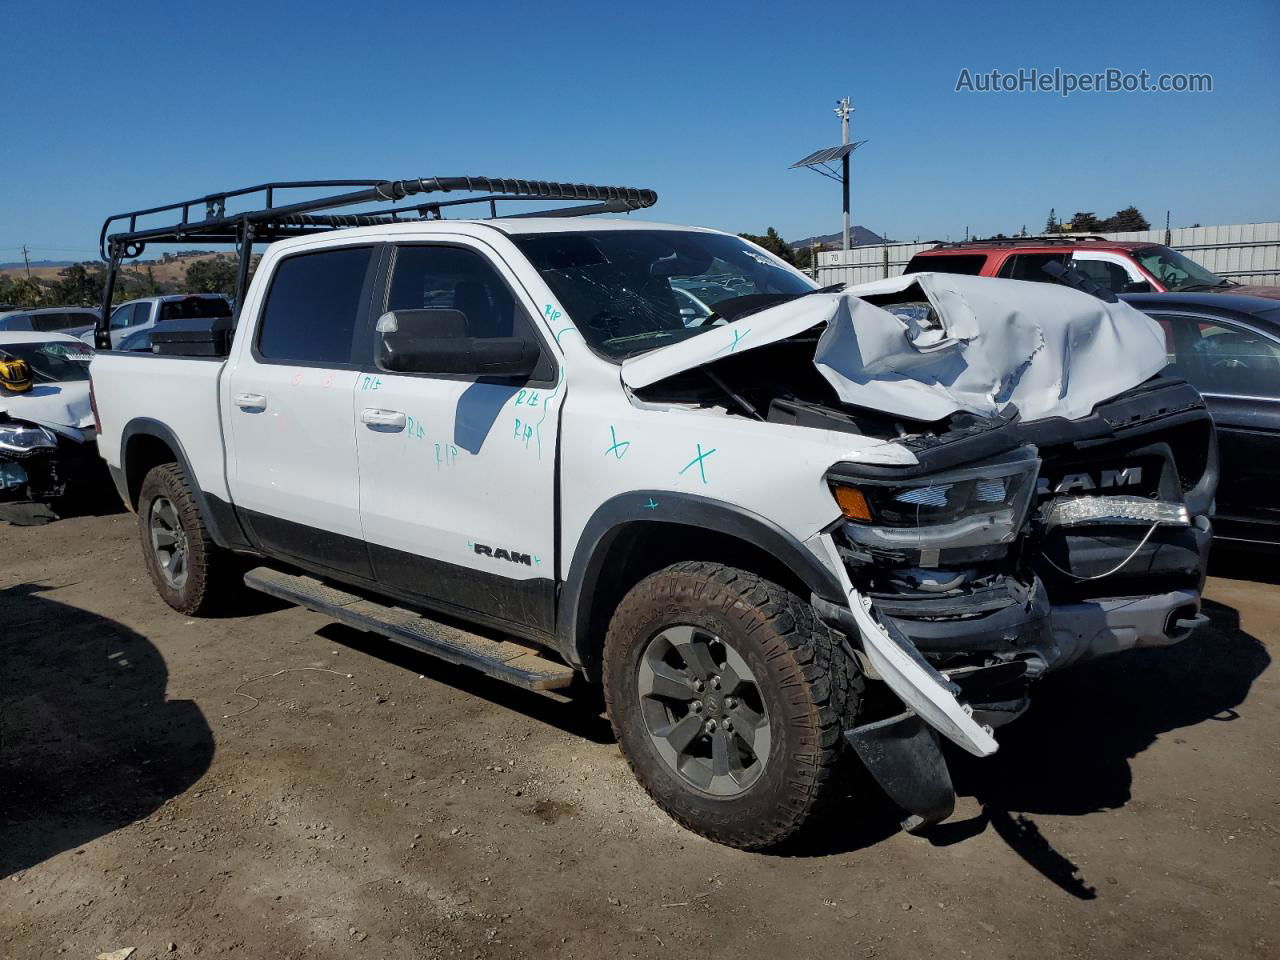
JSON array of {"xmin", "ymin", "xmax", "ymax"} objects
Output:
[
  {"xmin": 791, "ymin": 226, "xmax": 886, "ymax": 250},
  {"xmin": 0, "ymin": 259, "xmax": 75, "ymax": 270},
  {"xmin": 0, "ymin": 252, "xmax": 225, "ymax": 286}
]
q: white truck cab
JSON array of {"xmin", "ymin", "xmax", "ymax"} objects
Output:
[{"xmin": 88, "ymin": 178, "xmax": 1218, "ymax": 849}]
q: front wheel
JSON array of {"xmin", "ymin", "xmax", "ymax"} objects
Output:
[
  {"xmin": 137, "ymin": 463, "xmax": 233, "ymax": 616},
  {"xmin": 602, "ymin": 561, "xmax": 859, "ymax": 849}
]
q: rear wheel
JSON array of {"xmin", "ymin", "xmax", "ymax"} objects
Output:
[
  {"xmin": 603, "ymin": 561, "xmax": 859, "ymax": 849},
  {"xmin": 137, "ymin": 463, "xmax": 233, "ymax": 616}
]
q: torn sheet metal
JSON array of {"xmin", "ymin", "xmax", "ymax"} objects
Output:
[
  {"xmin": 622, "ymin": 272, "xmax": 1168, "ymax": 424},
  {"xmin": 816, "ymin": 533, "xmax": 999, "ymax": 757}
]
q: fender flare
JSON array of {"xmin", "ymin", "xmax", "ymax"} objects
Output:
[
  {"xmin": 557, "ymin": 490, "xmax": 844, "ymax": 670},
  {"xmin": 119, "ymin": 418, "xmax": 252, "ymax": 551}
]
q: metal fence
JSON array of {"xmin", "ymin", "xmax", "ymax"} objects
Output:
[{"xmin": 815, "ymin": 221, "xmax": 1280, "ymax": 288}]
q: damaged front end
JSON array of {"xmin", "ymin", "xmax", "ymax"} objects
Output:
[
  {"xmin": 812, "ymin": 376, "xmax": 1216, "ymax": 829},
  {"xmin": 624, "ymin": 271, "xmax": 1218, "ymax": 830},
  {"xmin": 0, "ymin": 415, "xmax": 91, "ymax": 501}
]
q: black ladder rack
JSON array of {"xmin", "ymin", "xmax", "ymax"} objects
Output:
[{"xmin": 95, "ymin": 176, "xmax": 658, "ymax": 348}]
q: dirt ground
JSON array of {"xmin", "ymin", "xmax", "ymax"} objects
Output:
[{"xmin": 2, "ymin": 511, "xmax": 1277, "ymax": 960}]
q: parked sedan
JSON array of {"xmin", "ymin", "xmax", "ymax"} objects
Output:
[{"xmin": 1124, "ymin": 292, "xmax": 1280, "ymax": 545}]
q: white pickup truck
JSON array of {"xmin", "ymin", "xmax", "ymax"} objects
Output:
[{"xmin": 89, "ymin": 177, "xmax": 1218, "ymax": 849}]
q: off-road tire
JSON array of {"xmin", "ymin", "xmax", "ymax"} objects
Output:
[
  {"xmin": 137, "ymin": 463, "xmax": 232, "ymax": 616},
  {"xmin": 602, "ymin": 561, "xmax": 862, "ymax": 850}
]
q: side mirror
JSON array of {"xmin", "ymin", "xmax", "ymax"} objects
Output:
[
  {"xmin": 382, "ymin": 335, "xmax": 541, "ymax": 378},
  {"xmin": 1122, "ymin": 281, "xmax": 1153, "ymax": 294}
]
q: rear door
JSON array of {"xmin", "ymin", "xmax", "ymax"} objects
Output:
[
  {"xmin": 224, "ymin": 243, "xmax": 380, "ymax": 578},
  {"xmin": 351, "ymin": 238, "xmax": 560, "ymax": 635},
  {"xmin": 1155, "ymin": 311, "xmax": 1280, "ymax": 541}
]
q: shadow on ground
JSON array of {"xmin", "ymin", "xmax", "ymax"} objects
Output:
[
  {"xmin": 934, "ymin": 597, "xmax": 1270, "ymax": 897},
  {"xmin": 300, "ymin": 596, "xmax": 1269, "ymax": 883},
  {"xmin": 0, "ymin": 583, "xmax": 213, "ymax": 878},
  {"xmin": 316, "ymin": 623, "xmax": 614, "ymax": 745}
]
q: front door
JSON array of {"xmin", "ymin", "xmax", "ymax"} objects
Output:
[
  {"xmin": 352, "ymin": 240, "xmax": 560, "ymax": 636},
  {"xmin": 224, "ymin": 243, "xmax": 379, "ymax": 577}
]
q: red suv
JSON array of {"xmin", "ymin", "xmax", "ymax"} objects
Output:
[{"xmin": 905, "ymin": 236, "xmax": 1280, "ymax": 300}]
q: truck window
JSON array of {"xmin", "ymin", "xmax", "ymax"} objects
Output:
[
  {"xmin": 903, "ymin": 254, "xmax": 987, "ymax": 275},
  {"xmin": 109, "ymin": 304, "xmax": 139, "ymax": 330},
  {"xmin": 256, "ymin": 246, "xmax": 374, "ymax": 364},
  {"xmin": 386, "ymin": 245, "xmax": 525, "ymax": 339},
  {"xmin": 160, "ymin": 297, "xmax": 232, "ymax": 322},
  {"xmin": 996, "ymin": 253, "xmax": 1069, "ymax": 282}
]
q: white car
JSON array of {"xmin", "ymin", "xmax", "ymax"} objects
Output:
[
  {"xmin": 89, "ymin": 177, "xmax": 1217, "ymax": 850},
  {"xmin": 0, "ymin": 331, "xmax": 97, "ymax": 501}
]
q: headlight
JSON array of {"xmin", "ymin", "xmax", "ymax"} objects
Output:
[
  {"xmin": 0, "ymin": 422, "xmax": 59, "ymax": 456},
  {"xmin": 829, "ymin": 446, "xmax": 1040, "ymax": 551}
]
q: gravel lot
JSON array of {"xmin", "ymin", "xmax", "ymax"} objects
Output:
[{"xmin": 2, "ymin": 511, "xmax": 1277, "ymax": 959}]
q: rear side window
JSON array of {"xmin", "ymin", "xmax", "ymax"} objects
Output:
[
  {"xmin": 904, "ymin": 254, "xmax": 987, "ymax": 275},
  {"xmin": 257, "ymin": 247, "xmax": 373, "ymax": 364},
  {"xmin": 31, "ymin": 312, "xmax": 87, "ymax": 332}
]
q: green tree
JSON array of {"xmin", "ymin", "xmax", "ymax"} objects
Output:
[
  {"xmin": 738, "ymin": 228, "xmax": 797, "ymax": 266},
  {"xmin": 0, "ymin": 275, "xmax": 48, "ymax": 308},
  {"xmin": 1064, "ymin": 212, "xmax": 1104, "ymax": 232},
  {"xmin": 1044, "ymin": 208, "xmax": 1059, "ymax": 233},
  {"xmin": 1102, "ymin": 206, "xmax": 1151, "ymax": 232},
  {"xmin": 184, "ymin": 256, "xmax": 239, "ymax": 295},
  {"xmin": 48, "ymin": 263, "xmax": 105, "ymax": 306}
]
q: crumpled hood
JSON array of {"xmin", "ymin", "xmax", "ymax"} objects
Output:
[
  {"xmin": 622, "ymin": 272, "xmax": 1168, "ymax": 423},
  {"xmin": 0, "ymin": 381, "xmax": 94, "ymax": 440}
]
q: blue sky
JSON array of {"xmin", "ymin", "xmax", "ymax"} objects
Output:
[{"xmin": 2, "ymin": 0, "xmax": 1277, "ymax": 262}]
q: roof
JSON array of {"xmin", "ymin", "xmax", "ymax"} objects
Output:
[
  {"xmin": 259, "ymin": 217, "xmax": 724, "ymax": 257},
  {"xmin": 0, "ymin": 306, "xmax": 100, "ymax": 318},
  {"xmin": 1122, "ymin": 291, "xmax": 1280, "ymax": 325},
  {"xmin": 0, "ymin": 330, "xmax": 95, "ymax": 346},
  {"xmin": 918, "ymin": 237, "xmax": 1161, "ymax": 253}
]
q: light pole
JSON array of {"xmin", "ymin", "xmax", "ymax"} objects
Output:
[{"xmin": 790, "ymin": 98, "xmax": 867, "ymax": 257}]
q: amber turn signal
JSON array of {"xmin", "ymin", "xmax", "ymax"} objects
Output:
[{"xmin": 832, "ymin": 485, "xmax": 872, "ymax": 522}]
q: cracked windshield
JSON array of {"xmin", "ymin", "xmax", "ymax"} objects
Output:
[{"xmin": 513, "ymin": 230, "xmax": 814, "ymax": 359}]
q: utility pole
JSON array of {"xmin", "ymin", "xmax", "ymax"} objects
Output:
[
  {"xmin": 835, "ymin": 97, "xmax": 852, "ymax": 252},
  {"xmin": 21, "ymin": 244, "xmax": 31, "ymax": 279}
]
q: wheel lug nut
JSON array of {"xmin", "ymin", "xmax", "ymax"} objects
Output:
[
  {"xmin": 692, "ymin": 701, "xmax": 703, "ymax": 713},
  {"xmin": 726, "ymin": 697, "xmax": 738, "ymax": 709},
  {"xmin": 711, "ymin": 676, "xmax": 721, "ymax": 690},
  {"xmin": 704, "ymin": 718, "xmax": 717, "ymax": 733},
  {"xmin": 693, "ymin": 679, "xmax": 705, "ymax": 692},
  {"xmin": 724, "ymin": 720, "xmax": 734, "ymax": 732}
]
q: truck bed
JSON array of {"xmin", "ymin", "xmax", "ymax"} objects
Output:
[{"xmin": 90, "ymin": 353, "xmax": 230, "ymax": 505}]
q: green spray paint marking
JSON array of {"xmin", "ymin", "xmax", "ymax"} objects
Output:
[
  {"xmin": 678, "ymin": 444, "xmax": 717, "ymax": 484},
  {"xmin": 605, "ymin": 425, "xmax": 630, "ymax": 459}
]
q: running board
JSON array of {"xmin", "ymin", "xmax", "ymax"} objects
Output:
[{"xmin": 243, "ymin": 567, "xmax": 575, "ymax": 692}]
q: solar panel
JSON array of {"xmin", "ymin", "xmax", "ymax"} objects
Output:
[{"xmin": 789, "ymin": 142, "xmax": 861, "ymax": 168}]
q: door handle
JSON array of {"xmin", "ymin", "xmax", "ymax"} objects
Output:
[
  {"xmin": 361, "ymin": 408, "xmax": 407, "ymax": 430},
  {"xmin": 234, "ymin": 392, "xmax": 267, "ymax": 410}
]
